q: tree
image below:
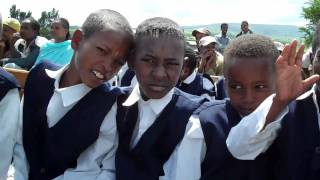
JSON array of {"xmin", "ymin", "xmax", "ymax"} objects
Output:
[
  {"xmin": 9, "ymin": 4, "xmax": 32, "ymax": 22},
  {"xmin": 300, "ymin": 0, "xmax": 320, "ymax": 48},
  {"xmin": 38, "ymin": 8, "xmax": 60, "ymax": 39}
]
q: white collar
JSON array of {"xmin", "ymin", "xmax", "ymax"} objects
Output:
[
  {"xmin": 123, "ymin": 84, "xmax": 174, "ymax": 115},
  {"xmin": 45, "ymin": 65, "xmax": 92, "ymax": 107},
  {"xmin": 183, "ymin": 71, "xmax": 197, "ymax": 84},
  {"xmin": 296, "ymin": 84, "xmax": 316, "ymax": 100}
]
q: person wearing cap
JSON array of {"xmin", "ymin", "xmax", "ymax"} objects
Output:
[
  {"xmin": 0, "ymin": 17, "xmax": 48, "ymax": 70},
  {"xmin": 236, "ymin": 21, "xmax": 253, "ymax": 37},
  {"xmin": 0, "ymin": 17, "xmax": 21, "ymax": 59},
  {"xmin": 198, "ymin": 36, "xmax": 224, "ymax": 77},
  {"xmin": 215, "ymin": 23, "xmax": 231, "ymax": 54},
  {"xmin": 192, "ymin": 27, "xmax": 211, "ymax": 48}
]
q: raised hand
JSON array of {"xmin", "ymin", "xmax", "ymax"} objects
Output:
[{"xmin": 274, "ymin": 40, "xmax": 319, "ymax": 104}]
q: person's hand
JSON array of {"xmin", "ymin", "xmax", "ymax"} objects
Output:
[
  {"xmin": 274, "ymin": 40, "xmax": 319, "ymax": 104},
  {"xmin": 199, "ymin": 49, "xmax": 216, "ymax": 73}
]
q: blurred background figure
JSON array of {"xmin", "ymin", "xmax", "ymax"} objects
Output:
[
  {"xmin": 198, "ymin": 36, "xmax": 224, "ymax": 76},
  {"xmin": 236, "ymin": 20, "xmax": 253, "ymax": 37},
  {"xmin": 215, "ymin": 23, "xmax": 231, "ymax": 54},
  {"xmin": 33, "ymin": 18, "xmax": 73, "ymax": 67},
  {"xmin": 192, "ymin": 27, "xmax": 211, "ymax": 50},
  {"xmin": 0, "ymin": 17, "xmax": 20, "ymax": 59}
]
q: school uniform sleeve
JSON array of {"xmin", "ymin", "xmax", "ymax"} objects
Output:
[
  {"xmin": 226, "ymin": 94, "xmax": 288, "ymax": 160},
  {"xmin": 53, "ymin": 103, "xmax": 118, "ymax": 180},
  {"xmin": 0, "ymin": 89, "xmax": 20, "ymax": 179},
  {"xmin": 12, "ymin": 96, "xmax": 29, "ymax": 180},
  {"xmin": 201, "ymin": 77, "xmax": 215, "ymax": 101},
  {"xmin": 160, "ymin": 114, "xmax": 206, "ymax": 180}
]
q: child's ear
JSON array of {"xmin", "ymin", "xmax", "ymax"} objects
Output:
[{"xmin": 71, "ymin": 29, "xmax": 84, "ymax": 51}]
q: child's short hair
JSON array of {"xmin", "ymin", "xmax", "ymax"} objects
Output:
[
  {"xmin": 223, "ymin": 34, "xmax": 279, "ymax": 74},
  {"xmin": 81, "ymin": 9, "xmax": 133, "ymax": 40},
  {"xmin": 184, "ymin": 45, "xmax": 198, "ymax": 72},
  {"xmin": 134, "ymin": 17, "xmax": 185, "ymax": 41}
]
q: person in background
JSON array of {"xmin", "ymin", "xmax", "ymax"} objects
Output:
[
  {"xmin": 0, "ymin": 17, "xmax": 21, "ymax": 59},
  {"xmin": 192, "ymin": 27, "xmax": 211, "ymax": 49},
  {"xmin": 236, "ymin": 21, "xmax": 253, "ymax": 37},
  {"xmin": 198, "ymin": 36, "xmax": 224, "ymax": 76},
  {"xmin": 0, "ymin": 18, "xmax": 47, "ymax": 70},
  {"xmin": 33, "ymin": 18, "xmax": 73, "ymax": 67},
  {"xmin": 215, "ymin": 23, "xmax": 231, "ymax": 54},
  {"xmin": 177, "ymin": 44, "xmax": 215, "ymax": 100}
]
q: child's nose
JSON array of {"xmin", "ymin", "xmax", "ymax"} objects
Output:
[
  {"xmin": 152, "ymin": 65, "xmax": 167, "ymax": 80},
  {"xmin": 242, "ymin": 89, "xmax": 254, "ymax": 104}
]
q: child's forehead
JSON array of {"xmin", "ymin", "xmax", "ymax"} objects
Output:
[{"xmin": 136, "ymin": 36, "xmax": 184, "ymax": 49}]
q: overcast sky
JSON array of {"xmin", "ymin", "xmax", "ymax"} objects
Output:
[{"xmin": 1, "ymin": 0, "xmax": 308, "ymax": 27}]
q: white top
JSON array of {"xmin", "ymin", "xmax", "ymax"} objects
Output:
[
  {"xmin": 183, "ymin": 71, "xmax": 214, "ymax": 100},
  {"xmin": 226, "ymin": 94, "xmax": 289, "ymax": 160},
  {"xmin": 302, "ymin": 48, "xmax": 313, "ymax": 69},
  {"xmin": 0, "ymin": 88, "xmax": 27, "ymax": 180},
  {"xmin": 20, "ymin": 65, "xmax": 118, "ymax": 180},
  {"xmin": 122, "ymin": 84, "xmax": 206, "ymax": 180}
]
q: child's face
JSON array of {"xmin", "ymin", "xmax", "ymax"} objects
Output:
[
  {"xmin": 226, "ymin": 57, "xmax": 275, "ymax": 116},
  {"xmin": 132, "ymin": 36, "xmax": 184, "ymax": 99},
  {"xmin": 73, "ymin": 29, "xmax": 131, "ymax": 88}
]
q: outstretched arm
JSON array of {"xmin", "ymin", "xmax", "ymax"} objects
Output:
[{"xmin": 265, "ymin": 40, "xmax": 319, "ymax": 126}]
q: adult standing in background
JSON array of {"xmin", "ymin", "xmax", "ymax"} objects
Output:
[
  {"xmin": 215, "ymin": 23, "xmax": 231, "ymax": 54},
  {"xmin": 236, "ymin": 21, "xmax": 253, "ymax": 37}
]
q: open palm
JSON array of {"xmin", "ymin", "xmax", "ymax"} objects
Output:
[{"xmin": 275, "ymin": 40, "xmax": 319, "ymax": 103}]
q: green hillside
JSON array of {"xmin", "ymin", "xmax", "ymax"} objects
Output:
[{"xmin": 184, "ymin": 23, "xmax": 304, "ymax": 44}]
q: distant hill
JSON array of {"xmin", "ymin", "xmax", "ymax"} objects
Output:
[
  {"xmin": 69, "ymin": 24, "xmax": 304, "ymax": 44},
  {"xmin": 183, "ymin": 23, "xmax": 304, "ymax": 44}
]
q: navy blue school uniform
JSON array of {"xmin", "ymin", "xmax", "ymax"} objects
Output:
[
  {"xmin": 213, "ymin": 76, "xmax": 228, "ymax": 100},
  {"xmin": 115, "ymin": 86, "xmax": 207, "ymax": 180},
  {"xmin": 22, "ymin": 61, "xmax": 124, "ymax": 180},
  {"xmin": 0, "ymin": 67, "xmax": 22, "ymax": 179},
  {"xmin": 269, "ymin": 87, "xmax": 320, "ymax": 180},
  {"xmin": 177, "ymin": 71, "xmax": 215, "ymax": 98},
  {"xmin": 197, "ymin": 100, "xmax": 273, "ymax": 180},
  {"xmin": 0, "ymin": 67, "xmax": 20, "ymax": 101},
  {"xmin": 120, "ymin": 68, "xmax": 135, "ymax": 87}
]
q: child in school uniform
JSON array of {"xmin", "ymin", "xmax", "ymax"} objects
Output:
[
  {"xmin": 113, "ymin": 17, "xmax": 209, "ymax": 180},
  {"xmin": 177, "ymin": 45, "xmax": 215, "ymax": 100},
  {"xmin": 21, "ymin": 9, "xmax": 134, "ymax": 180},
  {"xmin": 0, "ymin": 67, "xmax": 27, "ymax": 180},
  {"xmin": 194, "ymin": 34, "xmax": 314, "ymax": 179},
  {"xmin": 226, "ymin": 41, "xmax": 320, "ymax": 179}
]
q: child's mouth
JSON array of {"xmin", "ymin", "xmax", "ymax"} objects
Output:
[{"xmin": 92, "ymin": 70, "xmax": 105, "ymax": 80}]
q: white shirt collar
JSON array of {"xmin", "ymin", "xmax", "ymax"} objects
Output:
[
  {"xmin": 183, "ymin": 71, "xmax": 197, "ymax": 84},
  {"xmin": 45, "ymin": 65, "xmax": 92, "ymax": 107},
  {"xmin": 297, "ymin": 84, "xmax": 316, "ymax": 100},
  {"xmin": 123, "ymin": 84, "xmax": 174, "ymax": 115}
]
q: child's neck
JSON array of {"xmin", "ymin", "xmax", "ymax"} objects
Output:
[{"xmin": 59, "ymin": 62, "xmax": 81, "ymax": 88}]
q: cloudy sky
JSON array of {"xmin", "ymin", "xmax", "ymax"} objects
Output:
[{"xmin": 1, "ymin": 0, "xmax": 308, "ymax": 27}]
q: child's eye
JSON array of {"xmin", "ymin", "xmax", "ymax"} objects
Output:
[
  {"xmin": 254, "ymin": 84, "xmax": 266, "ymax": 89},
  {"xmin": 96, "ymin": 47, "xmax": 109, "ymax": 55},
  {"xmin": 229, "ymin": 84, "xmax": 242, "ymax": 90},
  {"xmin": 141, "ymin": 58, "xmax": 153, "ymax": 63},
  {"xmin": 167, "ymin": 62, "xmax": 180, "ymax": 66}
]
